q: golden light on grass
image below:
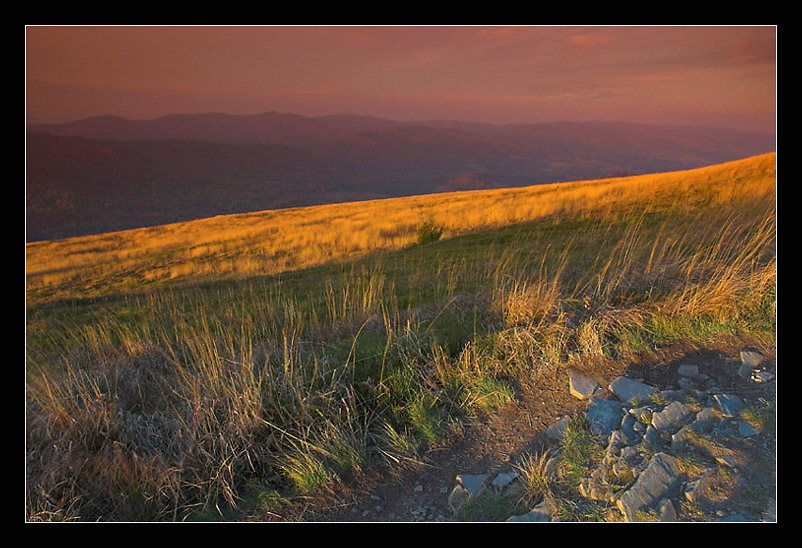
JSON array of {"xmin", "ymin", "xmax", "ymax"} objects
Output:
[{"xmin": 25, "ymin": 153, "xmax": 776, "ymax": 304}]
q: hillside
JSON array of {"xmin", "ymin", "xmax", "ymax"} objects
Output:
[
  {"xmin": 26, "ymin": 113, "xmax": 775, "ymax": 242},
  {"xmin": 25, "ymin": 154, "xmax": 776, "ymax": 522}
]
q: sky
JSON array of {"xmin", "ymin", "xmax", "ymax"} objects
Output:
[{"xmin": 25, "ymin": 25, "xmax": 777, "ymax": 134}]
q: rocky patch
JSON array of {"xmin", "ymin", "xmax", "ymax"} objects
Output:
[{"xmin": 445, "ymin": 348, "xmax": 777, "ymax": 522}]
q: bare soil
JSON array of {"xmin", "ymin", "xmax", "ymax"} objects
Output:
[{"xmin": 256, "ymin": 338, "xmax": 776, "ymax": 522}]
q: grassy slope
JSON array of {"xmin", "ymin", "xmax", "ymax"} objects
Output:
[{"xmin": 25, "ymin": 153, "xmax": 776, "ymax": 521}]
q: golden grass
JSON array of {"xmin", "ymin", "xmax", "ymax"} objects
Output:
[{"xmin": 26, "ymin": 153, "xmax": 776, "ymax": 303}]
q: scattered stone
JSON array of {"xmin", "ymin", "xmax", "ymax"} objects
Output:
[
  {"xmin": 616, "ymin": 453, "xmax": 680, "ymax": 522},
  {"xmin": 677, "ymin": 364, "xmax": 700, "ymax": 378},
  {"xmin": 658, "ymin": 498, "xmax": 678, "ymax": 522},
  {"xmin": 691, "ymin": 407, "xmax": 717, "ymax": 433},
  {"xmin": 491, "ymin": 472, "xmax": 517, "ymax": 490},
  {"xmin": 651, "ymin": 401, "xmax": 693, "ymax": 435},
  {"xmin": 413, "ymin": 484, "xmax": 423, "ymax": 493},
  {"xmin": 738, "ymin": 349, "xmax": 764, "ymax": 380},
  {"xmin": 738, "ymin": 421, "xmax": 761, "ymax": 437},
  {"xmin": 439, "ymin": 353, "xmax": 774, "ymax": 523},
  {"xmin": 740, "ymin": 348, "xmax": 765, "ymax": 369},
  {"xmin": 609, "ymin": 376, "xmax": 656, "ymax": 403},
  {"xmin": 586, "ymin": 397, "xmax": 624, "ymax": 438},
  {"xmin": 506, "ymin": 501, "xmax": 552, "ymax": 522},
  {"xmin": 546, "ymin": 416, "xmax": 571, "ymax": 442},
  {"xmin": 684, "ymin": 468, "xmax": 713, "ymax": 503},
  {"xmin": 752, "ymin": 370, "xmax": 775, "ymax": 383},
  {"xmin": 447, "ymin": 485, "xmax": 470, "ymax": 511},
  {"xmin": 455, "ymin": 474, "xmax": 488, "ymax": 498},
  {"xmin": 568, "ymin": 369, "xmax": 603, "ymax": 400},
  {"xmin": 711, "ymin": 393, "xmax": 746, "ymax": 418},
  {"xmin": 670, "ymin": 426, "xmax": 691, "ymax": 453},
  {"xmin": 718, "ymin": 512, "xmax": 750, "ymax": 522}
]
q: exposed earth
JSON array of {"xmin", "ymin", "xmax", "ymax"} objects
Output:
[{"xmin": 247, "ymin": 338, "xmax": 776, "ymax": 523}]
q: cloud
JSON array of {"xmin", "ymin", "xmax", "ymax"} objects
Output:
[{"xmin": 568, "ymin": 32, "xmax": 616, "ymax": 49}]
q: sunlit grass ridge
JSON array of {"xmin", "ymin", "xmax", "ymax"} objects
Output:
[
  {"xmin": 26, "ymin": 154, "xmax": 776, "ymax": 521},
  {"xmin": 26, "ymin": 153, "xmax": 775, "ymax": 302}
]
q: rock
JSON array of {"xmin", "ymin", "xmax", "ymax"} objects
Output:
[
  {"xmin": 711, "ymin": 393, "xmax": 746, "ymax": 418},
  {"xmin": 506, "ymin": 501, "xmax": 552, "ymax": 522},
  {"xmin": 677, "ymin": 364, "xmax": 700, "ymax": 378},
  {"xmin": 609, "ymin": 376, "xmax": 656, "ymax": 403},
  {"xmin": 546, "ymin": 416, "xmax": 572, "ymax": 442},
  {"xmin": 568, "ymin": 369, "xmax": 603, "ymax": 399},
  {"xmin": 651, "ymin": 401, "xmax": 693, "ymax": 435},
  {"xmin": 616, "ymin": 452, "xmax": 681, "ymax": 522},
  {"xmin": 752, "ymin": 370, "xmax": 775, "ymax": 383},
  {"xmin": 586, "ymin": 397, "xmax": 624, "ymax": 438},
  {"xmin": 658, "ymin": 498, "xmax": 678, "ymax": 522},
  {"xmin": 642, "ymin": 424, "xmax": 660, "ymax": 446},
  {"xmin": 738, "ymin": 421, "xmax": 761, "ymax": 437},
  {"xmin": 690, "ymin": 407, "xmax": 717, "ymax": 433},
  {"xmin": 670, "ymin": 426, "xmax": 691, "ymax": 453},
  {"xmin": 718, "ymin": 512, "xmax": 750, "ymax": 522},
  {"xmin": 455, "ymin": 474, "xmax": 488, "ymax": 498},
  {"xmin": 684, "ymin": 468, "xmax": 713, "ymax": 503},
  {"xmin": 740, "ymin": 348, "xmax": 764, "ymax": 368},
  {"xmin": 491, "ymin": 472, "xmax": 517, "ymax": 490},
  {"xmin": 738, "ymin": 349, "xmax": 764, "ymax": 380},
  {"xmin": 447, "ymin": 484, "xmax": 470, "ymax": 511}
]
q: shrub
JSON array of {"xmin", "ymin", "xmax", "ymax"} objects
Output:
[{"xmin": 416, "ymin": 219, "xmax": 444, "ymax": 245}]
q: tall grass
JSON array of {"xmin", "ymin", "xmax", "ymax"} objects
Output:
[{"xmin": 26, "ymin": 154, "xmax": 776, "ymax": 521}]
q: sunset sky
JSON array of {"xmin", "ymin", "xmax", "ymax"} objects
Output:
[{"xmin": 25, "ymin": 26, "xmax": 776, "ymax": 133}]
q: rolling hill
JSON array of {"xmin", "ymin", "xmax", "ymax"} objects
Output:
[
  {"xmin": 25, "ymin": 153, "xmax": 776, "ymax": 522},
  {"xmin": 26, "ymin": 112, "xmax": 775, "ymax": 242}
]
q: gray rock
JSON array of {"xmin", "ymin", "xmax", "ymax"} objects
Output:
[
  {"xmin": 670, "ymin": 426, "xmax": 691, "ymax": 453},
  {"xmin": 691, "ymin": 407, "xmax": 717, "ymax": 433},
  {"xmin": 677, "ymin": 364, "xmax": 700, "ymax": 378},
  {"xmin": 616, "ymin": 453, "xmax": 680, "ymax": 522},
  {"xmin": 546, "ymin": 416, "xmax": 571, "ymax": 442},
  {"xmin": 642, "ymin": 424, "xmax": 660, "ymax": 446},
  {"xmin": 568, "ymin": 369, "xmax": 603, "ymax": 400},
  {"xmin": 447, "ymin": 484, "xmax": 470, "ymax": 511},
  {"xmin": 738, "ymin": 349, "xmax": 764, "ymax": 380},
  {"xmin": 718, "ymin": 512, "xmax": 750, "ymax": 522},
  {"xmin": 651, "ymin": 401, "xmax": 693, "ymax": 435},
  {"xmin": 738, "ymin": 421, "xmax": 761, "ymax": 437},
  {"xmin": 586, "ymin": 397, "xmax": 624, "ymax": 438},
  {"xmin": 752, "ymin": 370, "xmax": 775, "ymax": 383},
  {"xmin": 491, "ymin": 472, "xmax": 517, "ymax": 490},
  {"xmin": 711, "ymin": 393, "xmax": 746, "ymax": 418},
  {"xmin": 740, "ymin": 349, "xmax": 764, "ymax": 368},
  {"xmin": 684, "ymin": 468, "xmax": 713, "ymax": 503},
  {"xmin": 619, "ymin": 413, "xmax": 641, "ymax": 444},
  {"xmin": 506, "ymin": 501, "xmax": 552, "ymax": 522},
  {"xmin": 456, "ymin": 474, "xmax": 488, "ymax": 498},
  {"xmin": 658, "ymin": 498, "xmax": 678, "ymax": 522},
  {"xmin": 609, "ymin": 376, "xmax": 656, "ymax": 403}
]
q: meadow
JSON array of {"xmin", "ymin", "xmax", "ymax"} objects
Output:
[{"xmin": 25, "ymin": 153, "xmax": 776, "ymax": 521}]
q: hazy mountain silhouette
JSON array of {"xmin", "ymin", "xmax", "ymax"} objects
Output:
[{"xmin": 26, "ymin": 112, "xmax": 775, "ymax": 242}]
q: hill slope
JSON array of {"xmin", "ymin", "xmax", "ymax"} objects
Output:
[
  {"xmin": 25, "ymin": 153, "xmax": 776, "ymax": 522},
  {"xmin": 26, "ymin": 153, "xmax": 776, "ymax": 304},
  {"xmin": 26, "ymin": 113, "xmax": 775, "ymax": 242}
]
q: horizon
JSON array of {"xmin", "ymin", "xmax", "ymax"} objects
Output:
[
  {"xmin": 29, "ymin": 108, "xmax": 778, "ymax": 136},
  {"xmin": 25, "ymin": 26, "xmax": 776, "ymax": 134}
]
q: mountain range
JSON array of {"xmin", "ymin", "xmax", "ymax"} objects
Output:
[{"xmin": 26, "ymin": 111, "xmax": 776, "ymax": 242}]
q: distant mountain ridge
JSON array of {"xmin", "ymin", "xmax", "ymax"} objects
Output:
[{"xmin": 26, "ymin": 112, "xmax": 776, "ymax": 242}]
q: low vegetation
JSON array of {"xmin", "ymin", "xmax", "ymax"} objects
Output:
[{"xmin": 25, "ymin": 153, "xmax": 775, "ymax": 521}]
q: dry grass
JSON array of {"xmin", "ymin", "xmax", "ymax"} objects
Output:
[
  {"xmin": 25, "ymin": 153, "xmax": 776, "ymax": 522},
  {"xmin": 26, "ymin": 153, "xmax": 776, "ymax": 303}
]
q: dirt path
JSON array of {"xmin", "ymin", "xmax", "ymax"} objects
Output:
[{"xmin": 262, "ymin": 340, "xmax": 776, "ymax": 522}]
